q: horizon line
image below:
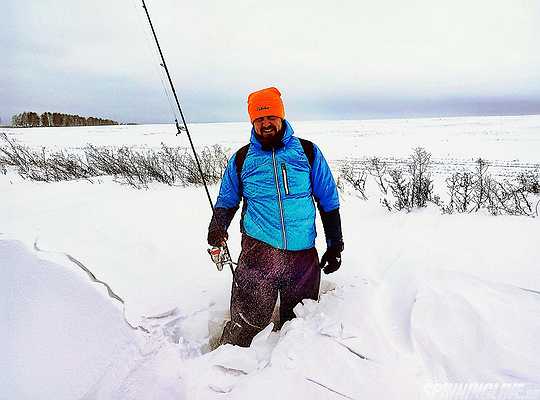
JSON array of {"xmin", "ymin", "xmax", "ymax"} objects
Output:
[{"xmin": 3, "ymin": 112, "xmax": 540, "ymax": 129}]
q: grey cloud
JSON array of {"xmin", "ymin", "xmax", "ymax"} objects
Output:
[{"xmin": 2, "ymin": 0, "xmax": 540, "ymax": 125}]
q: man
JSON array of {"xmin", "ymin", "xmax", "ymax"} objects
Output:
[{"xmin": 208, "ymin": 87, "xmax": 343, "ymax": 347}]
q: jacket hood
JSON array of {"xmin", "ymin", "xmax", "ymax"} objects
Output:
[{"xmin": 250, "ymin": 119, "xmax": 294, "ymax": 150}]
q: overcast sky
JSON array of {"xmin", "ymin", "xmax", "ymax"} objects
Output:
[{"xmin": 2, "ymin": 0, "xmax": 540, "ymax": 124}]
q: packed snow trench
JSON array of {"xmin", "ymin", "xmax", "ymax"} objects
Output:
[{"xmin": 2, "ymin": 116, "xmax": 540, "ymax": 399}]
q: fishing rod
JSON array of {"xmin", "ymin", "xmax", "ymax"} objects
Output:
[{"xmin": 140, "ymin": 0, "xmax": 235, "ymax": 277}]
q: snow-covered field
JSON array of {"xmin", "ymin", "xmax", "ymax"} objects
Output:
[{"xmin": 2, "ymin": 115, "xmax": 540, "ymax": 399}]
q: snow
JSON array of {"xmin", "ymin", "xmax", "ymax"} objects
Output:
[
  {"xmin": 1, "ymin": 115, "xmax": 540, "ymax": 399},
  {"xmin": 0, "ymin": 240, "xmax": 185, "ymax": 399},
  {"xmin": 3, "ymin": 114, "xmax": 540, "ymax": 162}
]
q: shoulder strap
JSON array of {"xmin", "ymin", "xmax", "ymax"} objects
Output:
[
  {"xmin": 235, "ymin": 144, "xmax": 250, "ymax": 183},
  {"xmin": 299, "ymin": 138, "xmax": 315, "ymax": 168}
]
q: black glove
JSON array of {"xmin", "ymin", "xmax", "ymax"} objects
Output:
[
  {"xmin": 318, "ymin": 207, "xmax": 344, "ymax": 274},
  {"xmin": 320, "ymin": 243, "xmax": 343, "ymax": 274},
  {"xmin": 208, "ymin": 226, "xmax": 228, "ymax": 247}
]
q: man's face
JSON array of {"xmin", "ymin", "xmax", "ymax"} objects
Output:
[{"xmin": 253, "ymin": 116, "xmax": 283, "ymax": 141}]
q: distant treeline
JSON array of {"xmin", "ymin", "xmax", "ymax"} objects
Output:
[{"xmin": 11, "ymin": 112, "xmax": 119, "ymax": 127}]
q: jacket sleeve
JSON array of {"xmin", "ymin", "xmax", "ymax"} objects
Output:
[
  {"xmin": 311, "ymin": 144, "xmax": 343, "ymax": 248},
  {"xmin": 210, "ymin": 153, "xmax": 241, "ymax": 231},
  {"xmin": 215, "ymin": 153, "xmax": 241, "ymax": 210},
  {"xmin": 319, "ymin": 208, "xmax": 344, "ymax": 250},
  {"xmin": 311, "ymin": 144, "xmax": 339, "ymax": 212}
]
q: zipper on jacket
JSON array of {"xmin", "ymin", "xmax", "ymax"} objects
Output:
[
  {"xmin": 272, "ymin": 149, "xmax": 287, "ymax": 249},
  {"xmin": 281, "ymin": 163, "xmax": 290, "ymax": 195}
]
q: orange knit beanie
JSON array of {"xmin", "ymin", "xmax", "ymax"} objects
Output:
[{"xmin": 247, "ymin": 87, "xmax": 285, "ymax": 123}]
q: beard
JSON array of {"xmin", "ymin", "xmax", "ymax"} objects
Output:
[{"xmin": 255, "ymin": 126, "xmax": 285, "ymax": 150}]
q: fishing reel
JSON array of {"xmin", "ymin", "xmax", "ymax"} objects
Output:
[{"xmin": 207, "ymin": 246, "xmax": 233, "ymax": 271}]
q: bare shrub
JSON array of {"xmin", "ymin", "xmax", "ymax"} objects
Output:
[
  {"xmin": 385, "ymin": 147, "xmax": 435, "ymax": 212},
  {"xmin": 188, "ymin": 144, "xmax": 228, "ymax": 184},
  {"xmin": 386, "ymin": 168, "xmax": 411, "ymax": 211},
  {"xmin": 516, "ymin": 170, "xmax": 540, "ymax": 194},
  {"xmin": 0, "ymin": 133, "xmax": 31, "ymax": 169},
  {"xmin": 0, "ymin": 133, "xmax": 228, "ymax": 189},
  {"xmin": 488, "ymin": 180, "xmax": 535, "ymax": 216},
  {"xmin": 338, "ymin": 149, "xmax": 437, "ymax": 212},
  {"xmin": 367, "ymin": 157, "xmax": 392, "ymax": 211},
  {"xmin": 409, "ymin": 147, "xmax": 434, "ymax": 208},
  {"xmin": 444, "ymin": 158, "xmax": 537, "ymax": 217},
  {"xmin": 0, "ymin": 134, "xmax": 92, "ymax": 181},
  {"xmin": 444, "ymin": 159, "xmax": 493, "ymax": 214},
  {"xmin": 472, "ymin": 158, "xmax": 489, "ymax": 211},
  {"xmin": 445, "ymin": 171, "xmax": 475, "ymax": 213},
  {"xmin": 338, "ymin": 161, "xmax": 368, "ymax": 200},
  {"xmin": 84, "ymin": 143, "xmax": 228, "ymax": 188},
  {"xmin": 368, "ymin": 157, "xmax": 388, "ymax": 195},
  {"xmin": 0, "ymin": 143, "xmax": 7, "ymax": 174}
]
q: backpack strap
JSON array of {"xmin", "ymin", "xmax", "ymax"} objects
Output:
[
  {"xmin": 235, "ymin": 144, "xmax": 250, "ymax": 189},
  {"xmin": 298, "ymin": 138, "xmax": 315, "ymax": 168}
]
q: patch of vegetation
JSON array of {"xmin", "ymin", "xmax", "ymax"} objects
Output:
[
  {"xmin": 339, "ymin": 147, "xmax": 540, "ymax": 217},
  {"xmin": 11, "ymin": 111, "xmax": 119, "ymax": 127},
  {"xmin": 0, "ymin": 133, "xmax": 227, "ymax": 189}
]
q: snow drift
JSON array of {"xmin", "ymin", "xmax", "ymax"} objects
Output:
[
  {"xmin": 0, "ymin": 240, "xmax": 185, "ymax": 400},
  {"xmin": 3, "ymin": 238, "xmax": 540, "ymax": 399}
]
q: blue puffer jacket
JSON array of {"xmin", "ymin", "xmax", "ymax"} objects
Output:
[{"xmin": 215, "ymin": 120, "xmax": 339, "ymax": 251}]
